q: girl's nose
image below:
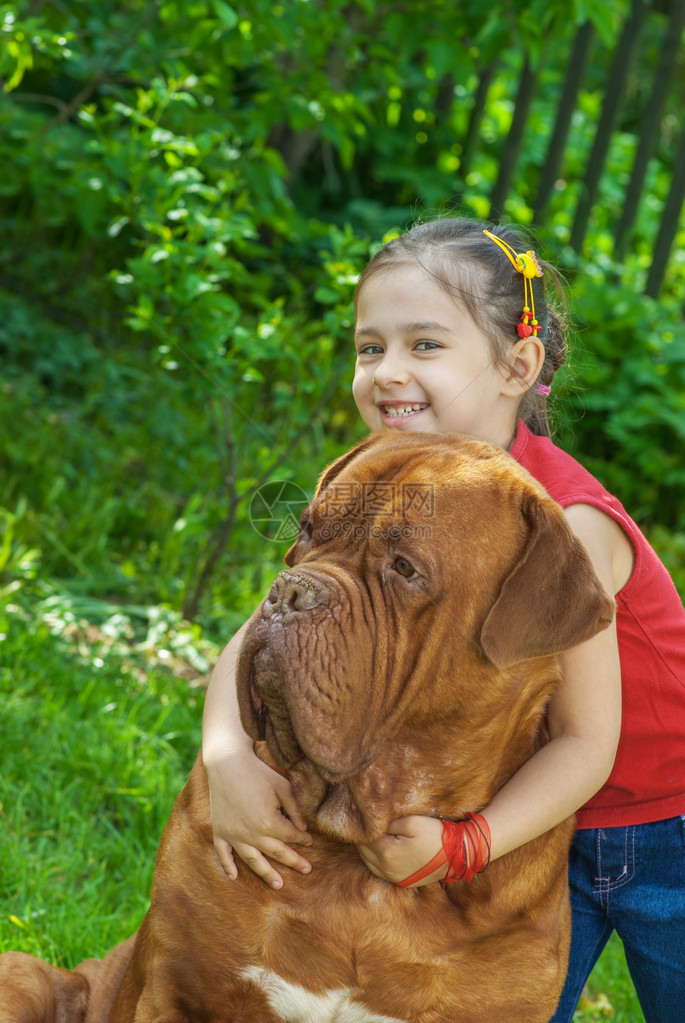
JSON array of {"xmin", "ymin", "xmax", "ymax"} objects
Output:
[{"xmin": 372, "ymin": 352, "xmax": 410, "ymax": 389}]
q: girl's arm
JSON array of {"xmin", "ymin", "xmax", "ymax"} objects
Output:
[
  {"xmin": 357, "ymin": 503, "xmax": 627, "ymax": 885},
  {"xmin": 202, "ymin": 621, "xmax": 312, "ymax": 888}
]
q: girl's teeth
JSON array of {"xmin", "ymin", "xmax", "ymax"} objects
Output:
[{"xmin": 384, "ymin": 404, "xmax": 425, "ymax": 417}]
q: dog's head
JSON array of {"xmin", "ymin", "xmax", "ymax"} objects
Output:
[{"xmin": 236, "ymin": 432, "xmax": 614, "ymax": 841}]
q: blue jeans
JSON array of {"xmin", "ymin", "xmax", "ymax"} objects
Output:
[{"xmin": 550, "ymin": 816, "xmax": 685, "ymax": 1022}]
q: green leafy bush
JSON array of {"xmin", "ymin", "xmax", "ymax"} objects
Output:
[{"xmin": 2, "ymin": 2, "xmax": 682, "ymax": 637}]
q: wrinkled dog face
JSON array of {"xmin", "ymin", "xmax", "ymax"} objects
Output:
[
  {"xmin": 236, "ymin": 432, "xmax": 613, "ymax": 841},
  {"xmin": 238, "ymin": 437, "xmax": 509, "ymax": 776}
]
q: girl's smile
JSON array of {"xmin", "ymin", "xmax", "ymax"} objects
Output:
[
  {"xmin": 377, "ymin": 399, "xmax": 430, "ymax": 424},
  {"xmin": 353, "ymin": 264, "xmax": 521, "ymax": 449}
]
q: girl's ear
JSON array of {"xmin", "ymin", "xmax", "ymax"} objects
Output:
[{"xmin": 501, "ymin": 338, "xmax": 546, "ymax": 396}]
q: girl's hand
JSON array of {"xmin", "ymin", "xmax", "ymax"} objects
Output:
[
  {"xmin": 205, "ymin": 748, "xmax": 313, "ymax": 889},
  {"xmin": 356, "ymin": 815, "xmax": 445, "ymax": 887}
]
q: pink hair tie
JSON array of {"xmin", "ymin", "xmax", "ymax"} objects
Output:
[{"xmin": 535, "ymin": 382, "xmax": 551, "ymax": 396}]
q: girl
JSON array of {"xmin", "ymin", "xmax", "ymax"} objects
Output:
[{"xmin": 202, "ymin": 217, "xmax": 685, "ymax": 1023}]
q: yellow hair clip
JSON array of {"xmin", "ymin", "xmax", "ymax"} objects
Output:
[{"xmin": 483, "ymin": 230, "xmax": 543, "ymax": 338}]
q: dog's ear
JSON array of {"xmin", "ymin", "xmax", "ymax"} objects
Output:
[
  {"xmin": 284, "ymin": 433, "xmax": 388, "ymax": 567},
  {"xmin": 480, "ymin": 496, "xmax": 615, "ymax": 670}
]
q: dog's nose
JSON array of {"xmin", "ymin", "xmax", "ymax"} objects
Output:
[{"xmin": 267, "ymin": 571, "xmax": 322, "ymax": 613}]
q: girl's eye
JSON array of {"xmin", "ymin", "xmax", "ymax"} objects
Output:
[
  {"xmin": 357, "ymin": 343, "xmax": 383, "ymax": 356},
  {"xmin": 415, "ymin": 341, "xmax": 441, "ymax": 351},
  {"xmin": 393, "ymin": 556, "xmax": 416, "ymax": 578}
]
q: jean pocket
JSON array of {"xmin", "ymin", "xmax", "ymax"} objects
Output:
[{"xmin": 594, "ymin": 826, "xmax": 636, "ymax": 909}]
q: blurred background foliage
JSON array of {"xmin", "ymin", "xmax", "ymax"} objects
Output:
[{"xmin": 1, "ymin": 0, "xmax": 684, "ymax": 645}]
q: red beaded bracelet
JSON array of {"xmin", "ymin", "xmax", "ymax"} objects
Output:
[{"xmin": 396, "ymin": 813, "xmax": 491, "ymax": 889}]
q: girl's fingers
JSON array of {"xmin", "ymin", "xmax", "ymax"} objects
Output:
[
  {"xmin": 206, "ymin": 754, "xmax": 313, "ymax": 885},
  {"xmin": 273, "ymin": 812, "xmax": 314, "ymax": 847},
  {"xmin": 276, "ymin": 783, "xmax": 311, "ymax": 835},
  {"xmin": 385, "ymin": 814, "xmax": 422, "ymax": 836},
  {"xmin": 213, "ymin": 837, "xmax": 238, "ymax": 880},
  {"xmin": 270, "ymin": 844, "xmax": 312, "ymax": 876},
  {"xmin": 239, "ymin": 848, "xmax": 285, "ymax": 889},
  {"xmin": 356, "ymin": 846, "xmax": 381, "ymax": 876},
  {"xmin": 236, "ymin": 839, "xmax": 312, "ymax": 888}
]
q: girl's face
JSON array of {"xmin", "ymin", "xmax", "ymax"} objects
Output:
[{"xmin": 352, "ymin": 263, "xmax": 520, "ymax": 449}]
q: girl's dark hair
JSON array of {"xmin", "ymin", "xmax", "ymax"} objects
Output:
[{"xmin": 355, "ymin": 217, "xmax": 568, "ymax": 438}]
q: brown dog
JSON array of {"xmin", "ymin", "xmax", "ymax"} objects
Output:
[{"xmin": 0, "ymin": 432, "xmax": 614, "ymax": 1023}]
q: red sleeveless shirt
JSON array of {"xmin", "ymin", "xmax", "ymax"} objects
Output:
[{"xmin": 511, "ymin": 420, "xmax": 685, "ymax": 828}]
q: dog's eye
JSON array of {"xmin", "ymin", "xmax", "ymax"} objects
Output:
[
  {"xmin": 299, "ymin": 516, "xmax": 314, "ymax": 540},
  {"xmin": 393, "ymin": 556, "xmax": 416, "ymax": 578}
]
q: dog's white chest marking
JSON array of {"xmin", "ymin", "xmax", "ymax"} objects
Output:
[{"xmin": 239, "ymin": 966, "xmax": 406, "ymax": 1023}]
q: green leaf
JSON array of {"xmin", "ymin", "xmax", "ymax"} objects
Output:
[{"xmin": 209, "ymin": 0, "xmax": 238, "ymax": 28}]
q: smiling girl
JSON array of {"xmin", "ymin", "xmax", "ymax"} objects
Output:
[{"xmin": 202, "ymin": 217, "xmax": 685, "ymax": 1023}]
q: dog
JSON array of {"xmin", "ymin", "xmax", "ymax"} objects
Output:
[{"xmin": 0, "ymin": 431, "xmax": 614, "ymax": 1022}]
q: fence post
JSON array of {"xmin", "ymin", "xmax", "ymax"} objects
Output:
[
  {"xmin": 533, "ymin": 21, "xmax": 595, "ymax": 220},
  {"xmin": 489, "ymin": 56, "xmax": 538, "ymax": 219},
  {"xmin": 569, "ymin": 0, "xmax": 649, "ymax": 253},
  {"xmin": 458, "ymin": 59, "xmax": 499, "ymax": 183},
  {"xmin": 645, "ymin": 126, "xmax": 685, "ymax": 298},
  {"xmin": 614, "ymin": 1, "xmax": 685, "ymax": 260}
]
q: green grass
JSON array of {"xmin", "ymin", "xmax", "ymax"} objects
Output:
[
  {"xmin": 0, "ymin": 604, "xmax": 202, "ymax": 964},
  {"xmin": 1, "ymin": 605, "xmax": 643, "ymax": 1019},
  {"xmin": 574, "ymin": 933, "xmax": 645, "ymax": 1022}
]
